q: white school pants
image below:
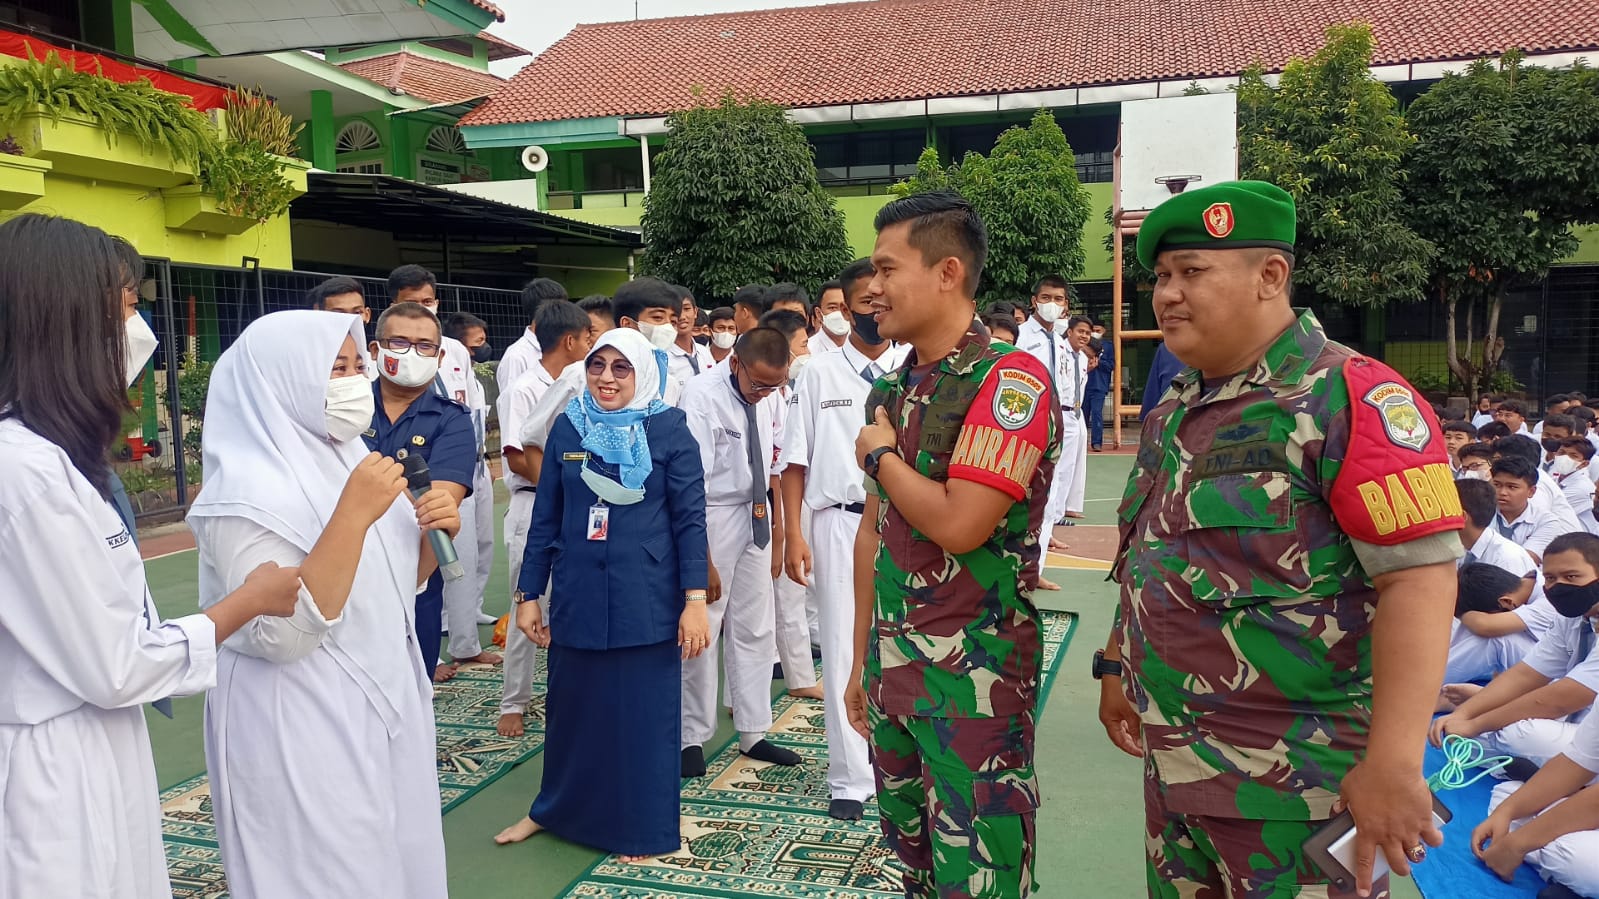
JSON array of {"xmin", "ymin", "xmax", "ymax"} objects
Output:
[
  {"xmin": 1489, "ymin": 780, "xmax": 1599, "ymax": 898},
  {"xmin": 499, "ymin": 489, "xmax": 539, "ymax": 716},
  {"xmin": 444, "ymin": 464, "xmax": 495, "ymax": 660},
  {"xmin": 812, "ymin": 505, "xmax": 877, "ymax": 802},
  {"xmin": 684, "ymin": 503, "xmax": 777, "ymax": 747},
  {"xmin": 1483, "ymin": 718, "xmax": 1584, "ymax": 768}
]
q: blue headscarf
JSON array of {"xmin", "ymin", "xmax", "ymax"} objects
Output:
[{"xmin": 563, "ymin": 328, "xmax": 671, "ymax": 491}]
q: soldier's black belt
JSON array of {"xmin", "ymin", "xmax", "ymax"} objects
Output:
[{"xmin": 831, "ymin": 502, "xmax": 867, "ymax": 515}]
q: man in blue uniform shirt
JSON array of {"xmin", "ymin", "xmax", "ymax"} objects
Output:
[{"xmin": 363, "ymin": 302, "xmax": 478, "ymax": 681}]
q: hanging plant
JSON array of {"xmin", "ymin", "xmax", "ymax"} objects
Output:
[
  {"xmin": 226, "ymin": 86, "xmax": 303, "ymax": 159},
  {"xmin": 196, "ymin": 138, "xmax": 297, "ymax": 222}
]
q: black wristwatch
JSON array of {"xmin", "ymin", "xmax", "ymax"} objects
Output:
[
  {"xmin": 863, "ymin": 446, "xmax": 898, "ymax": 479},
  {"xmin": 1091, "ymin": 650, "xmax": 1123, "ymax": 680}
]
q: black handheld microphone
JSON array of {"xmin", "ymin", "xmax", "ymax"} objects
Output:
[{"xmin": 399, "ymin": 452, "xmax": 464, "ymax": 582}]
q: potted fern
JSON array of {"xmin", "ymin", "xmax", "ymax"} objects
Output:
[{"xmin": 163, "ymin": 86, "xmax": 309, "ymax": 233}]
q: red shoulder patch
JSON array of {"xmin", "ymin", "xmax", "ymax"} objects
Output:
[{"xmin": 1329, "ymin": 357, "xmax": 1463, "ymax": 546}]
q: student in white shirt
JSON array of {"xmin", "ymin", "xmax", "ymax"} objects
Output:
[
  {"xmin": 496, "ymin": 277, "xmax": 566, "ymax": 393},
  {"xmin": 1443, "ymin": 420, "xmax": 1480, "ymax": 475},
  {"xmin": 1432, "ymin": 534, "xmax": 1599, "ymax": 769},
  {"xmin": 1532, "ymin": 395, "xmax": 1575, "ymax": 440},
  {"xmin": 494, "ymin": 301, "xmax": 593, "ymax": 738},
  {"xmin": 0, "ymin": 216, "xmax": 300, "ymax": 899},
  {"xmin": 666, "ymin": 286, "xmax": 714, "ymax": 392},
  {"xmin": 1498, "ymin": 399, "xmax": 1534, "ymax": 437},
  {"xmin": 1494, "ymin": 456, "xmax": 1585, "ymax": 563},
  {"xmin": 1013, "ymin": 275, "xmax": 1073, "ymax": 579},
  {"xmin": 779, "ymin": 257, "xmax": 910, "ymax": 820},
  {"xmin": 707, "ymin": 306, "xmax": 738, "ymax": 365},
  {"xmin": 1446, "ymin": 479, "xmax": 1552, "ymax": 684},
  {"xmin": 677, "ymin": 327, "xmax": 803, "ymax": 776},
  {"xmin": 391, "ymin": 266, "xmax": 502, "ymax": 671},
  {"xmin": 191, "ymin": 310, "xmax": 462, "ymax": 899},
  {"xmin": 1060, "ymin": 315, "xmax": 1094, "ymax": 519},
  {"xmin": 1474, "ymin": 394, "xmax": 1502, "ymax": 430},
  {"xmin": 808, "ymin": 279, "xmax": 850, "ymax": 354}
]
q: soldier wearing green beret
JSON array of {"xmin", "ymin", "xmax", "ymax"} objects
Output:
[{"xmin": 1097, "ymin": 180, "xmax": 1465, "ymax": 898}]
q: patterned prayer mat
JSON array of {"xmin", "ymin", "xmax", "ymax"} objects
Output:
[
  {"xmin": 557, "ymin": 609, "xmax": 1078, "ymax": 898},
  {"xmin": 160, "ymin": 657, "xmax": 546, "ymax": 898}
]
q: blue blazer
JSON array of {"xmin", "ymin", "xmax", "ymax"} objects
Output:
[
  {"xmin": 1086, "ymin": 344, "xmax": 1115, "ymax": 395},
  {"xmin": 1140, "ymin": 343, "xmax": 1186, "ymax": 421},
  {"xmin": 518, "ymin": 407, "xmax": 710, "ymax": 651}
]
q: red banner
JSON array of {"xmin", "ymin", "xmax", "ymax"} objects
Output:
[{"xmin": 0, "ymin": 31, "xmax": 233, "ymax": 111}]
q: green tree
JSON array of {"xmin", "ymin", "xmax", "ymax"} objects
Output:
[
  {"xmin": 893, "ymin": 110, "xmax": 1092, "ymax": 304},
  {"xmin": 1236, "ymin": 23, "xmax": 1433, "ymax": 307},
  {"xmin": 1404, "ymin": 53, "xmax": 1599, "ymax": 398},
  {"xmin": 639, "ymin": 93, "xmax": 852, "ymax": 300}
]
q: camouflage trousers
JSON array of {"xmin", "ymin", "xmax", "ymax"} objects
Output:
[
  {"xmin": 1144, "ymin": 774, "xmax": 1387, "ymax": 899},
  {"xmin": 869, "ymin": 705, "xmax": 1040, "ymax": 899}
]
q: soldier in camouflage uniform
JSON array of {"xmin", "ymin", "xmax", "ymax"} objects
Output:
[
  {"xmin": 844, "ymin": 191, "xmax": 1061, "ymax": 899},
  {"xmin": 1098, "ymin": 181, "xmax": 1465, "ymax": 899}
]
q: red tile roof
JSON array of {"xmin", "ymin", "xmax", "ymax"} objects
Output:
[
  {"xmin": 462, "ymin": 0, "xmax": 1599, "ymax": 126},
  {"xmin": 340, "ymin": 51, "xmax": 506, "ymax": 105},
  {"xmin": 469, "ymin": 0, "xmax": 506, "ymax": 23}
]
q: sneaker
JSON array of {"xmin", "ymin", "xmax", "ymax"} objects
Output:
[
  {"xmin": 829, "ymin": 798, "xmax": 865, "ymax": 820},
  {"xmin": 476, "ymin": 612, "xmax": 497, "ymax": 625}
]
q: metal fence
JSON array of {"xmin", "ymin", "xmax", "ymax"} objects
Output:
[{"xmin": 121, "ymin": 260, "xmax": 524, "ymax": 521}]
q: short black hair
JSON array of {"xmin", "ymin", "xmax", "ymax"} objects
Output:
[
  {"xmin": 1066, "ymin": 314, "xmax": 1092, "ymax": 332},
  {"xmin": 819, "ymin": 279, "xmax": 843, "ymax": 296},
  {"xmin": 387, "ymin": 264, "xmax": 435, "ymax": 298},
  {"xmin": 767, "ymin": 282, "xmax": 809, "ymax": 312},
  {"xmin": 1443, "ymin": 420, "xmax": 1478, "ymax": 438},
  {"xmin": 1571, "ymin": 406, "xmax": 1597, "ymax": 425},
  {"xmin": 612, "ymin": 277, "xmax": 678, "ymax": 326},
  {"xmin": 1569, "ymin": 391, "xmax": 1588, "ymax": 402},
  {"xmin": 873, "ymin": 190, "xmax": 988, "ymax": 297},
  {"xmin": 1490, "ymin": 455, "xmax": 1539, "ymax": 487},
  {"xmin": 1033, "ymin": 274, "xmax": 1068, "ymax": 294},
  {"xmin": 520, "ymin": 277, "xmax": 567, "ymax": 320},
  {"xmin": 577, "ymin": 293, "xmax": 613, "ymax": 317},
  {"xmin": 308, "ymin": 276, "xmax": 365, "ymax": 310},
  {"xmin": 534, "ymin": 299, "xmax": 591, "ymax": 353},
  {"xmin": 1478, "ymin": 421, "xmax": 1512, "ymax": 441},
  {"xmin": 1456, "ymin": 477, "xmax": 1498, "ymax": 528},
  {"xmin": 1494, "ymin": 435, "xmax": 1542, "ymax": 467},
  {"xmin": 1087, "ymin": 336, "xmax": 1104, "ymax": 356},
  {"xmin": 732, "ymin": 326, "xmax": 790, "ymax": 369},
  {"xmin": 1546, "ymin": 533, "xmax": 1599, "ymax": 573},
  {"xmin": 375, "ymin": 301, "xmax": 440, "ymax": 341},
  {"xmin": 982, "ymin": 313, "xmax": 1018, "ymax": 343},
  {"xmin": 1457, "ymin": 563, "xmax": 1526, "ymax": 616},
  {"xmin": 1459, "ymin": 441, "xmax": 1496, "ymax": 463},
  {"xmin": 709, "ymin": 306, "xmax": 735, "ymax": 326},
  {"xmin": 1498, "ymin": 399, "xmax": 1528, "ymax": 417},
  {"xmin": 986, "ymin": 300, "xmax": 1020, "ymax": 320},
  {"xmin": 838, "ymin": 258, "xmax": 875, "ymax": 301},
  {"xmin": 1543, "ymin": 413, "xmax": 1579, "ymax": 435},
  {"xmin": 758, "ymin": 309, "xmax": 809, "ymax": 343},
  {"xmin": 444, "ymin": 311, "xmax": 486, "ymax": 342},
  {"xmin": 1547, "ymin": 394, "xmax": 1572, "ymax": 408},
  {"xmin": 1562, "ymin": 437, "xmax": 1597, "ymax": 460},
  {"xmin": 671, "ymin": 283, "xmax": 695, "ymax": 303},
  {"xmin": 732, "ymin": 284, "xmax": 769, "ymax": 317},
  {"xmin": 695, "ymin": 309, "xmax": 709, "ymax": 327}
]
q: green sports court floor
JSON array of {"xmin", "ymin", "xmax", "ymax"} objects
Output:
[{"xmin": 139, "ymin": 453, "xmax": 1424, "ymax": 898}]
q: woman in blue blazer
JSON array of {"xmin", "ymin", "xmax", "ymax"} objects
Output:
[{"xmin": 494, "ymin": 328, "xmax": 711, "ymax": 860}]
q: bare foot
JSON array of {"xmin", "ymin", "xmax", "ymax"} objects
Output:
[
  {"xmin": 1064, "ymin": 512, "xmax": 1085, "ymax": 520},
  {"xmin": 1440, "ymin": 682, "xmax": 1483, "ymax": 711},
  {"xmin": 618, "ymin": 854, "xmax": 655, "ymax": 863},
  {"xmin": 1048, "ymin": 538, "xmax": 1070, "ymax": 552},
  {"xmin": 497, "ymin": 712, "xmax": 526, "ymax": 737},
  {"xmin": 494, "ymin": 817, "xmax": 543, "ymax": 845},
  {"xmin": 432, "ymin": 663, "xmax": 459, "ymax": 683},
  {"xmin": 788, "ymin": 685, "xmax": 824, "ymax": 700},
  {"xmin": 1036, "ymin": 577, "xmax": 1062, "ymax": 592},
  {"xmin": 458, "ymin": 651, "xmax": 503, "ymax": 666}
]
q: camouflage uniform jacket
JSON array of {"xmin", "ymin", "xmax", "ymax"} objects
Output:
[
  {"xmin": 867, "ymin": 321, "xmax": 1061, "ymax": 719},
  {"xmin": 1114, "ymin": 310, "xmax": 1463, "ymax": 820}
]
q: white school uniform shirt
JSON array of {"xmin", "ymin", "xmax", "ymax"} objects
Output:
[
  {"xmin": 780, "ymin": 341, "xmax": 911, "ymax": 510},
  {"xmin": 1016, "ymin": 317, "xmax": 1073, "ymax": 410},
  {"xmin": 1464, "ymin": 527, "xmax": 1557, "ymax": 639},
  {"xmin": 679, "ymin": 368, "xmax": 780, "ymax": 506},
  {"xmin": 496, "ymin": 328, "xmax": 542, "ymax": 393},
  {"xmin": 809, "ymin": 329, "xmax": 847, "ymax": 355},
  {"xmin": 435, "ymin": 334, "xmax": 487, "ymax": 464},
  {"xmin": 1535, "ymin": 467, "xmax": 1579, "ymax": 519},
  {"xmin": 667, "ymin": 340, "xmax": 714, "ymax": 400},
  {"xmin": 1562, "ymin": 703, "xmax": 1599, "ymax": 774},
  {"xmin": 1473, "ymin": 411, "xmax": 1497, "ymax": 429},
  {"xmin": 1524, "ymin": 617, "xmax": 1599, "ymax": 696},
  {"xmin": 1556, "ymin": 470, "xmax": 1599, "ymax": 534},
  {"xmin": 1497, "ymin": 498, "xmax": 1586, "ymax": 560},
  {"xmin": 519, "ymin": 338, "xmax": 686, "ymax": 451},
  {"xmin": 497, "ymin": 362, "xmax": 558, "ymax": 492}
]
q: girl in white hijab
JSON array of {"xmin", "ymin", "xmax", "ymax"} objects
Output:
[{"xmin": 188, "ymin": 310, "xmax": 460, "ymax": 899}]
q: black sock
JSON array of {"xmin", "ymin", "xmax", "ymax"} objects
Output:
[
  {"xmin": 742, "ymin": 739, "xmax": 802, "ymax": 766},
  {"xmin": 680, "ymin": 745, "xmax": 706, "ymax": 778}
]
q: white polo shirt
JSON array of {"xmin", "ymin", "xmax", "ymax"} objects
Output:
[
  {"xmin": 780, "ymin": 341, "xmax": 910, "ymax": 510},
  {"xmin": 1465, "ymin": 528, "xmax": 1556, "ymax": 639},
  {"xmin": 808, "ymin": 329, "xmax": 847, "ymax": 356},
  {"xmin": 1498, "ymin": 493, "xmax": 1585, "ymax": 559},
  {"xmin": 679, "ymin": 368, "xmax": 781, "ymax": 507},
  {"xmin": 667, "ymin": 340, "xmax": 714, "ymax": 400},
  {"xmin": 434, "ymin": 335, "xmax": 485, "ymax": 457},
  {"xmin": 1524, "ymin": 616, "xmax": 1599, "ymax": 694},
  {"xmin": 496, "ymin": 328, "xmax": 541, "ymax": 393},
  {"xmin": 497, "ymin": 362, "xmax": 557, "ymax": 492},
  {"xmin": 1015, "ymin": 317, "xmax": 1073, "ymax": 410},
  {"xmin": 1563, "ymin": 699, "xmax": 1599, "ymax": 773}
]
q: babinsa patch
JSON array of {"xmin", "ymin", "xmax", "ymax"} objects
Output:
[
  {"xmin": 1362, "ymin": 381, "xmax": 1430, "ymax": 452},
  {"xmin": 992, "ymin": 368, "xmax": 1044, "ymax": 430}
]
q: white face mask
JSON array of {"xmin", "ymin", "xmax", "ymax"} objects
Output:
[
  {"xmin": 821, "ymin": 310, "xmax": 851, "ymax": 337},
  {"xmin": 788, "ymin": 354, "xmax": 812, "ymax": 383},
  {"xmin": 325, "ymin": 375, "xmax": 374, "ymax": 443},
  {"xmin": 1459, "ymin": 468, "xmax": 1492, "ymax": 482},
  {"xmin": 124, "ymin": 313, "xmax": 159, "ymax": 386},
  {"xmin": 712, "ymin": 331, "xmax": 736, "ymax": 350},
  {"xmin": 638, "ymin": 320, "xmax": 677, "ymax": 351},
  {"xmin": 1035, "ymin": 302, "xmax": 1064, "ymax": 324},
  {"xmin": 376, "ymin": 346, "xmax": 439, "ymax": 388},
  {"xmin": 1551, "ymin": 456, "xmax": 1583, "ymax": 477}
]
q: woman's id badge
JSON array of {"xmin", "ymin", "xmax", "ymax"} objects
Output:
[{"xmin": 586, "ymin": 503, "xmax": 610, "ymax": 541}]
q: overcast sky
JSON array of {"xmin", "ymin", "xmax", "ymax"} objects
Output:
[{"xmin": 486, "ymin": 0, "xmax": 851, "ymax": 76}]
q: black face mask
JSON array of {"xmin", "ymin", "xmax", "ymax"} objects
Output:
[
  {"xmin": 851, "ymin": 310, "xmax": 884, "ymax": 345},
  {"xmin": 470, "ymin": 344, "xmax": 493, "ymax": 364},
  {"xmin": 694, "ymin": 334, "xmax": 711, "ymax": 346},
  {"xmin": 1543, "ymin": 438, "xmax": 1564, "ymax": 453},
  {"xmin": 1546, "ymin": 581, "xmax": 1599, "ymax": 618}
]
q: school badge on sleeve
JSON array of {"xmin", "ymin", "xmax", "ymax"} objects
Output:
[
  {"xmin": 992, "ymin": 369, "xmax": 1044, "ymax": 430},
  {"xmin": 1362, "ymin": 382, "xmax": 1431, "ymax": 451}
]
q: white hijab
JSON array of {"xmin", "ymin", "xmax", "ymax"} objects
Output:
[{"xmin": 189, "ymin": 310, "xmax": 421, "ymax": 735}]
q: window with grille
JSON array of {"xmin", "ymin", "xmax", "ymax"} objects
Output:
[
  {"xmin": 335, "ymin": 121, "xmax": 382, "ymax": 154},
  {"xmin": 425, "ymin": 126, "xmax": 470, "ymax": 156},
  {"xmin": 335, "ymin": 160, "xmax": 385, "ymax": 175}
]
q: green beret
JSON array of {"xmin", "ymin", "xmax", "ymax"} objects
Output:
[{"xmin": 1136, "ymin": 180, "xmax": 1296, "ymax": 270}]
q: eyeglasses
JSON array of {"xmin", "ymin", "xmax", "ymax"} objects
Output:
[
  {"xmin": 379, "ymin": 337, "xmax": 440, "ymax": 357},
  {"xmin": 586, "ymin": 357, "xmax": 635, "ymax": 379},
  {"xmin": 741, "ymin": 370, "xmax": 786, "ymax": 395}
]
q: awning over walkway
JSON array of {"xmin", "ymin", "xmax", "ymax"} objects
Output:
[
  {"xmin": 292, "ymin": 172, "xmax": 643, "ymax": 249},
  {"xmin": 132, "ymin": 0, "xmax": 503, "ymax": 60}
]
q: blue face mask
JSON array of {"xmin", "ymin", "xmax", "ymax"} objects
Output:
[{"xmin": 581, "ymin": 464, "xmax": 646, "ymax": 506}]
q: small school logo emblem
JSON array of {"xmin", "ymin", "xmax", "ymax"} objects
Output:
[
  {"xmin": 993, "ymin": 369, "xmax": 1044, "ymax": 430},
  {"xmin": 1203, "ymin": 203, "xmax": 1235, "ymax": 239},
  {"xmin": 383, "ymin": 354, "xmax": 400, "ymax": 377},
  {"xmin": 1363, "ymin": 382, "xmax": 1431, "ymax": 452}
]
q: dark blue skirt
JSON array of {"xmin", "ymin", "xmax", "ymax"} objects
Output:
[{"xmin": 530, "ymin": 640, "xmax": 682, "ymax": 856}]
